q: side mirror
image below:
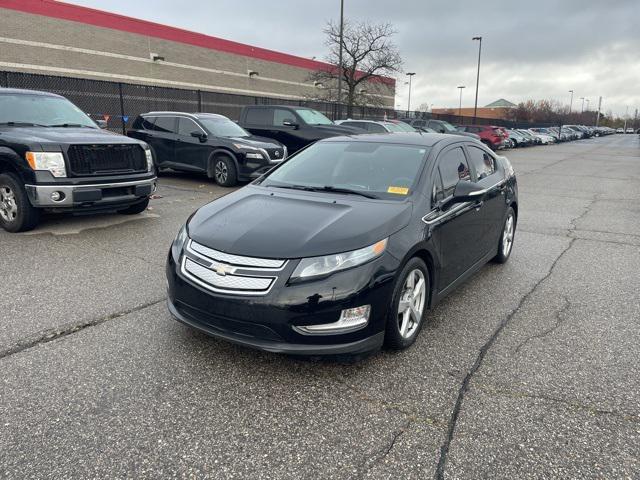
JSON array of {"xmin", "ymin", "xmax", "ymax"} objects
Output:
[
  {"xmin": 451, "ymin": 181, "xmax": 486, "ymax": 203},
  {"xmin": 191, "ymin": 131, "xmax": 207, "ymax": 142},
  {"xmin": 95, "ymin": 119, "xmax": 108, "ymax": 129},
  {"xmin": 282, "ymin": 119, "xmax": 299, "ymax": 129}
]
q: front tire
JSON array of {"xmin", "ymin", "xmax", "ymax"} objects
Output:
[
  {"xmin": 493, "ymin": 207, "xmax": 516, "ymax": 263},
  {"xmin": 384, "ymin": 257, "xmax": 430, "ymax": 350},
  {"xmin": 212, "ymin": 155, "xmax": 237, "ymax": 187},
  {"xmin": 0, "ymin": 173, "xmax": 41, "ymax": 232}
]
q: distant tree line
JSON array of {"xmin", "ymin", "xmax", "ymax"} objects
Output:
[{"xmin": 507, "ymin": 99, "xmax": 636, "ymax": 128}]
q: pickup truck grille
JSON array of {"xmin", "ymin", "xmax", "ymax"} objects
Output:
[{"xmin": 67, "ymin": 144, "xmax": 147, "ymax": 176}]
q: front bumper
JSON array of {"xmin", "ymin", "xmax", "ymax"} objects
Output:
[
  {"xmin": 25, "ymin": 177, "xmax": 157, "ymax": 208},
  {"xmin": 166, "ymin": 250, "xmax": 397, "ymax": 356}
]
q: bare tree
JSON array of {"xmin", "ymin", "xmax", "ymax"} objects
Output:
[{"xmin": 308, "ymin": 21, "xmax": 403, "ymax": 118}]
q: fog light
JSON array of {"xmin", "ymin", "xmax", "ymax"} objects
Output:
[
  {"xmin": 50, "ymin": 191, "xmax": 64, "ymax": 202},
  {"xmin": 293, "ymin": 305, "xmax": 370, "ymax": 335}
]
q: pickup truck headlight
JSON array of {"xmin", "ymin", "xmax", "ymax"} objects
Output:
[
  {"xmin": 290, "ymin": 238, "xmax": 387, "ymax": 281},
  {"xmin": 144, "ymin": 147, "xmax": 154, "ymax": 171},
  {"xmin": 25, "ymin": 152, "xmax": 66, "ymax": 177}
]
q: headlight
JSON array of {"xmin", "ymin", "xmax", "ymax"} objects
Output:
[
  {"xmin": 144, "ymin": 147, "xmax": 154, "ymax": 171},
  {"xmin": 290, "ymin": 238, "xmax": 387, "ymax": 281},
  {"xmin": 25, "ymin": 151, "xmax": 66, "ymax": 177},
  {"xmin": 233, "ymin": 143, "xmax": 257, "ymax": 150},
  {"xmin": 171, "ymin": 224, "xmax": 189, "ymax": 261},
  {"xmin": 245, "ymin": 152, "xmax": 264, "ymax": 160}
]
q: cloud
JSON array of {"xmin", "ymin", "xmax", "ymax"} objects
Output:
[{"xmin": 66, "ymin": 0, "xmax": 640, "ymax": 116}]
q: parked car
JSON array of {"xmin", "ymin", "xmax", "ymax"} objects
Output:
[
  {"xmin": 0, "ymin": 88, "xmax": 156, "ymax": 232},
  {"xmin": 626, "ymin": 128, "xmax": 634, "ymax": 134},
  {"xmin": 336, "ymin": 119, "xmax": 414, "ymax": 133},
  {"xmin": 505, "ymin": 129, "xmax": 529, "ymax": 147},
  {"xmin": 128, "ymin": 112, "xmax": 286, "ymax": 187},
  {"xmin": 517, "ymin": 129, "xmax": 541, "ymax": 145},
  {"xmin": 457, "ymin": 125, "xmax": 507, "ymax": 150},
  {"xmin": 167, "ymin": 133, "xmax": 518, "ymax": 356},
  {"xmin": 616, "ymin": 128, "xmax": 625, "ymax": 133},
  {"xmin": 530, "ymin": 128, "xmax": 559, "ymax": 142},
  {"xmin": 405, "ymin": 119, "xmax": 480, "ymax": 140},
  {"xmin": 238, "ymin": 105, "xmax": 359, "ymax": 155}
]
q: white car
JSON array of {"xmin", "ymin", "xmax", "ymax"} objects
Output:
[
  {"xmin": 526, "ymin": 129, "xmax": 555, "ymax": 144},
  {"xmin": 616, "ymin": 128, "xmax": 624, "ymax": 133},
  {"xmin": 625, "ymin": 128, "xmax": 634, "ymax": 134}
]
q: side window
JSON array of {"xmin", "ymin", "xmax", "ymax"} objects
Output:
[
  {"xmin": 367, "ymin": 123, "xmax": 387, "ymax": 133},
  {"xmin": 437, "ymin": 147, "xmax": 471, "ymax": 199},
  {"xmin": 429, "ymin": 121, "xmax": 446, "ymax": 133},
  {"xmin": 274, "ymin": 109, "xmax": 296, "ymax": 126},
  {"xmin": 341, "ymin": 121, "xmax": 366, "ymax": 130},
  {"xmin": 413, "ymin": 120, "xmax": 426, "ymax": 128},
  {"xmin": 177, "ymin": 117, "xmax": 201, "ymax": 136},
  {"xmin": 467, "ymin": 146, "xmax": 496, "ymax": 180},
  {"xmin": 153, "ymin": 116, "xmax": 176, "ymax": 133},
  {"xmin": 244, "ymin": 108, "xmax": 271, "ymax": 125},
  {"xmin": 141, "ymin": 116, "xmax": 156, "ymax": 130}
]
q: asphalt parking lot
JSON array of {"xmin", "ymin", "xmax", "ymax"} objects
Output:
[{"xmin": 1, "ymin": 134, "xmax": 639, "ymax": 479}]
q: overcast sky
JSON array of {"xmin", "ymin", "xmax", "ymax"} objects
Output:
[{"xmin": 67, "ymin": 0, "xmax": 640, "ymax": 118}]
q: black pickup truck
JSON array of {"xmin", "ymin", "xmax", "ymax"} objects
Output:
[
  {"xmin": 238, "ymin": 105, "xmax": 358, "ymax": 154},
  {"xmin": 0, "ymin": 88, "xmax": 157, "ymax": 232}
]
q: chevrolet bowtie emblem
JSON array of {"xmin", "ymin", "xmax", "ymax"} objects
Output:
[{"xmin": 213, "ymin": 263, "xmax": 232, "ymax": 276}]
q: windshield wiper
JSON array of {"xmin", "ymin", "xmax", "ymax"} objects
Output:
[
  {"xmin": 47, "ymin": 123, "xmax": 94, "ymax": 128},
  {"xmin": 267, "ymin": 184, "xmax": 378, "ymax": 199},
  {"xmin": 0, "ymin": 121, "xmax": 48, "ymax": 127}
]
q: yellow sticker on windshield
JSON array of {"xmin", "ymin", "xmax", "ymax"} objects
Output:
[{"xmin": 387, "ymin": 186, "xmax": 409, "ymax": 195}]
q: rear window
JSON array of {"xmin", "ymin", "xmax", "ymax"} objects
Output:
[
  {"xmin": 244, "ymin": 108, "xmax": 272, "ymax": 125},
  {"xmin": 153, "ymin": 116, "xmax": 176, "ymax": 133},
  {"xmin": 467, "ymin": 146, "xmax": 496, "ymax": 180}
]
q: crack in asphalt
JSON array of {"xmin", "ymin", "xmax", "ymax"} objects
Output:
[
  {"xmin": 515, "ymin": 295, "xmax": 571, "ymax": 354},
  {"xmin": 434, "ymin": 237, "xmax": 578, "ymax": 480},
  {"xmin": 356, "ymin": 419, "xmax": 411, "ymax": 477},
  {"xmin": 0, "ymin": 297, "xmax": 166, "ymax": 360}
]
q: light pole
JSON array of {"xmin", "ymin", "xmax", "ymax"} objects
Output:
[
  {"xmin": 406, "ymin": 72, "xmax": 416, "ymax": 116},
  {"xmin": 580, "ymin": 97, "xmax": 585, "ymax": 113},
  {"xmin": 472, "ymin": 36, "xmax": 482, "ymax": 124},
  {"xmin": 457, "ymin": 85, "xmax": 465, "ymax": 123},
  {"xmin": 568, "ymin": 90, "xmax": 574, "ymax": 114},
  {"xmin": 336, "ymin": 0, "xmax": 344, "ymax": 120},
  {"xmin": 585, "ymin": 98, "xmax": 590, "ymax": 112}
]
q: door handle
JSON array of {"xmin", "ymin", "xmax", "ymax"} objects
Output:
[{"xmin": 474, "ymin": 200, "xmax": 484, "ymax": 211}]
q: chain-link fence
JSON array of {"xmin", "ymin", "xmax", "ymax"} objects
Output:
[{"xmin": 0, "ymin": 70, "xmax": 545, "ymax": 133}]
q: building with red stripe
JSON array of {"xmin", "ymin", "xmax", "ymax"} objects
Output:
[{"xmin": 0, "ymin": 0, "xmax": 395, "ymax": 105}]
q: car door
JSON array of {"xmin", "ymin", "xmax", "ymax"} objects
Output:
[
  {"xmin": 175, "ymin": 117, "xmax": 209, "ymax": 172},
  {"xmin": 464, "ymin": 144, "xmax": 507, "ymax": 256},
  {"xmin": 272, "ymin": 108, "xmax": 306, "ymax": 152},
  {"xmin": 424, "ymin": 145, "xmax": 486, "ymax": 289},
  {"xmin": 148, "ymin": 116, "xmax": 177, "ymax": 168}
]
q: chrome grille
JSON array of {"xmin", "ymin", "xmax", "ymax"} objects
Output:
[
  {"xmin": 188, "ymin": 240, "xmax": 285, "ymax": 270},
  {"xmin": 181, "ymin": 240, "xmax": 286, "ymax": 296}
]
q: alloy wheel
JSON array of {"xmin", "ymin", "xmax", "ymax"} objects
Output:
[
  {"xmin": 502, "ymin": 213, "xmax": 514, "ymax": 257},
  {"xmin": 0, "ymin": 185, "xmax": 18, "ymax": 223},
  {"xmin": 215, "ymin": 161, "xmax": 228, "ymax": 184},
  {"xmin": 397, "ymin": 268, "xmax": 426, "ymax": 339}
]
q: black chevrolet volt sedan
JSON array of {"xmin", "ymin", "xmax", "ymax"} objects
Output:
[
  {"xmin": 166, "ymin": 133, "xmax": 518, "ymax": 356},
  {"xmin": 128, "ymin": 112, "xmax": 287, "ymax": 187}
]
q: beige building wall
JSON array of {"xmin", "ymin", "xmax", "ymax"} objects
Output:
[{"xmin": 0, "ymin": 7, "xmax": 395, "ymax": 105}]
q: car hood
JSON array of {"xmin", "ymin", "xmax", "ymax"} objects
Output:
[
  {"xmin": 188, "ymin": 185, "xmax": 413, "ymax": 259},
  {"xmin": 1, "ymin": 126, "xmax": 142, "ymax": 147},
  {"xmin": 451, "ymin": 130, "xmax": 480, "ymax": 140},
  {"xmin": 229, "ymin": 136, "xmax": 283, "ymax": 149},
  {"xmin": 312, "ymin": 124, "xmax": 362, "ymax": 136}
]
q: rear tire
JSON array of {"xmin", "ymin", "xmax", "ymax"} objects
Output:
[
  {"xmin": 384, "ymin": 257, "xmax": 430, "ymax": 351},
  {"xmin": 211, "ymin": 155, "xmax": 237, "ymax": 187},
  {"xmin": 493, "ymin": 207, "xmax": 516, "ymax": 263},
  {"xmin": 118, "ymin": 197, "xmax": 149, "ymax": 215},
  {"xmin": 0, "ymin": 173, "xmax": 40, "ymax": 232}
]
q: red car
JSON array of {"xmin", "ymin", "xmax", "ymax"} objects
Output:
[{"xmin": 456, "ymin": 125, "xmax": 507, "ymax": 150}]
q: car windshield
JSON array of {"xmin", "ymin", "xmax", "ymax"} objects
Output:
[
  {"xmin": 386, "ymin": 122, "xmax": 417, "ymax": 132},
  {"xmin": 198, "ymin": 116, "xmax": 250, "ymax": 137},
  {"xmin": 260, "ymin": 141, "xmax": 429, "ymax": 200},
  {"xmin": 440, "ymin": 121, "xmax": 458, "ymax": 132},
  {"xmin": 294, "ymin": 108, "xmax": 334, "ymax": 125},
  {"xmin": 0, "ymin": 94, "xmax": 97, "ymax": 127}
]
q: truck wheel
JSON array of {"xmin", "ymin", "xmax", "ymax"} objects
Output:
[
  {"xmin": 118, "ymin": 197, "xmax": 149, "ymax": 215},
  {"xmin": 0, "ymin": 173, "xmax": 41, "ymax": 232},
  {"xmin": 212, "ymin": 155, "xmax": 237, "ymax": 187}
]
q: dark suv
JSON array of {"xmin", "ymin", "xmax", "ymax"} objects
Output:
[
  {"xmin": 404, "ymin": 118, "xmax": 480, "ymax": 140},
  {"xmin": 238, "ymin": 105, "xmax": 358, "ymax": 154},
  {"xmin": 128, "ymin": 112, "xmax": 287, "ymax": 187},
  {"xmin": 0, "ymin": 88, "xmax": 156, "ymax": 232}
]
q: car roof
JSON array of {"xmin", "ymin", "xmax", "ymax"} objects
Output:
[
  {"xmin": 141, "ymin": 112, "xmax": 230, "ymax": 120},
  {"xmin": 0, "ymin": 88, "xmax": 63, "ymax": 98},
  {"xmin": 320, "ymin": 132, "xmax": 461, "ymax": 147}
]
